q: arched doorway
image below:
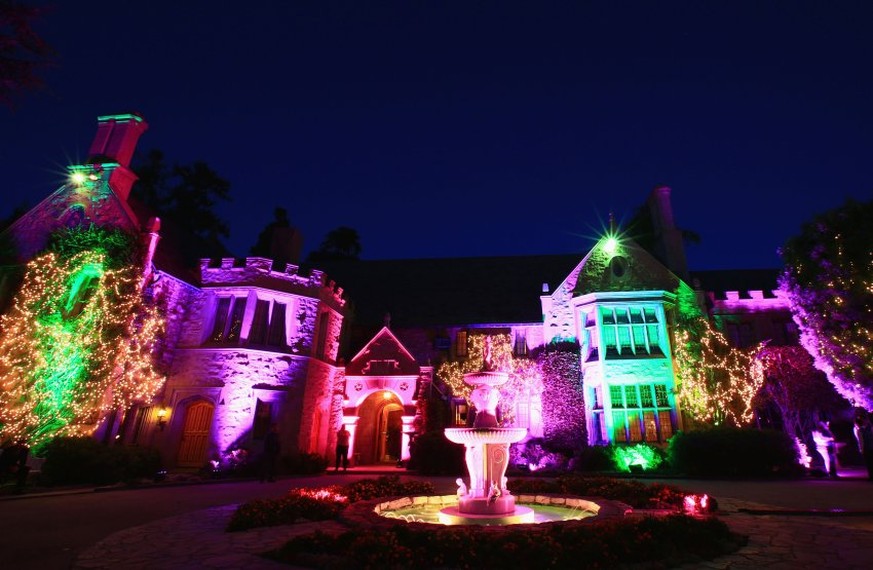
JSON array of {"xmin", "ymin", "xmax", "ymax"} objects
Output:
[
  {"xmin": 354, "ymin": 391, "xmax": 404, "ymax": 465},
  {"xmin": 378, "ymin": 402, "xmax": 403, "ymax": 463},
  {"xmin": 177, "ymin": 401, "xmax": 214, "ymax": 468}
]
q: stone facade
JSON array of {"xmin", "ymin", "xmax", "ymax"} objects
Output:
[{"xmin": 0, "ymin": 113, "xmax": 797, "ymax": 472}]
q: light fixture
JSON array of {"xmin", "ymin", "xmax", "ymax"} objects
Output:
[
  {"xmin": 70, "ymin": 171, "xmax": 86, "ymax": 186},
  {"xmin": 156, "ymin": 407, "xmax": 168, "ymax": 431},
  {"xmin": 383, "ymin": 391, "xmax": 392, "ymax": 400}
]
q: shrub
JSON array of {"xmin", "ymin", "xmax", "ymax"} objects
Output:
[
  {"xmin": 668, "ymin": 427, "xmax": 804, "ymax": 478},
  {"xmin": 226, "ymin": 489, "xmax": 347, "ymax": 531},
  {"xmin": 40, "ymin": 436, "xmax": 162, "ymax": 485},
  {"xmin": 282, "ymin": 452, "xmax": 328, "ymax": 475},
  {"xmin": 510, "ymin": 473, "xmax": 691, "ymax": 510},
  {"xmin": 610, "ymin": 443, "xmax": 666, "ymax": 473},
  {"xmin": 406, "ymin": 431, "xmax": 464, "ymax": 475},
  {"xmin": 266, "ymin": 514, "xmax": 746, "ymax": 568},
  {"xmin": 226, "ymin": 476, "xmax": 436, "ymax": 531},
  {"xmin": 340, "ymin": 475, "xmax": 435, "ymax": 503},
  {"xmin": 572, "ymin": 444, "xmax": 616, "ymax": 472},
  {"xmin": 510, "ymin": 438, "xmax": 571, "ymax": 472}
]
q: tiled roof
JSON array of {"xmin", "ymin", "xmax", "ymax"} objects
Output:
[
  {"xmin": 312, "ymin": 258, "xmax": 784, "ymax": 329},
  {"xmin": 689, "ymin": 268, "xmax": 783, "ymax": 299},
  {"xmin": 311, "ymin": 255, "xmax": 583, "ymax": 328}
]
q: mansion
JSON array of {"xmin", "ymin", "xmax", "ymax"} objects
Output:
[{"xmin": 0, "ymin": 114, "xmax": 795, "ymax": 470}]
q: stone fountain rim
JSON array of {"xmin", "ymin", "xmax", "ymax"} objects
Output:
[
  {"xmin": 341, "ymin": 492, "xmax": 634, "ymax": 530},
  {"xmin": 444, "ymin": 426, "xmax": 529, "ymax": 444},
  {"xmin": 463, "ymin": 370, "xmax": 509, "ymax": 387}
]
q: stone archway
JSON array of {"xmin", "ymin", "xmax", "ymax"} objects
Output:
[{"xmin": 353, "ymin": 391, "xmax": 404, "ymax": 465}]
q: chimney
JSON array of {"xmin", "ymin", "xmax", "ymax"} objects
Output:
[
  {"xmin": 85, "ymin": 113, "xmax": 149, "ymax": 201},
  {"xmin": 647, "ymin": 185, "xmax": 689, "ymax": 280},
  {"xmin": 269, "ymin": 226, "xmax": 303, "ymax": 265}
]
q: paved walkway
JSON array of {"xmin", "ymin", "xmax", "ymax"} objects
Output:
[{"xmin": 68, "ymin": 476, "xmax": 873, "ymax": 570}]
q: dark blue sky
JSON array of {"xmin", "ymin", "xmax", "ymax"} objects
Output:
[{"xmin": 3, "ymin": 1, "xmax": 872, "ymax": 270}]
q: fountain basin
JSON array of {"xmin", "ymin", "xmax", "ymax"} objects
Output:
[
  {"xmin": 444, "ymin": 427, "xmax": 528, "ymax": 445},
  {"xmin": 354, "ymin": 494, "xmax": 629, "ymax": 527}
]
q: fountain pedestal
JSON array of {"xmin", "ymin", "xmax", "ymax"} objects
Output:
[
  {"xmin": 440, "ymin": 365, "xmax": 531, "ymax": 524},
  {"xmin": 444, "ymin": 427, "xmax": 528, "ymax": 517}
]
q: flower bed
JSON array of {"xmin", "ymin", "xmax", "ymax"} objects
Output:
[
  {"xmin": 228, "ymin": 475, "xmax": 743, "ymax": 568},
  {"xmin": 266, "ymin": 514, "xmax": 745, "ymax": 568},
  {"xmin": 226, "ymin": 476, "xmax": 436, "ymax": 532}
]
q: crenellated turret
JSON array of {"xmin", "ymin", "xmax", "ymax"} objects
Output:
[{"xmin": 199, "ymin": 256, "xmax": 346, "ymax": 307}]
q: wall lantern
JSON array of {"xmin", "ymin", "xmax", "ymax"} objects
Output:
[{"xmin": 156, "ymin": 407, "xmax": 169, "ymax": 431}]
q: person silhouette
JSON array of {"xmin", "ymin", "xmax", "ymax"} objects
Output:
[
  {"xmin": 853, "ymin": 410, "xmax": 873, "ymax": 481},
  {"xmin": 335, "ymin": 425, "xmax": 351, "ymax": 471},
  {"xmin": 259, "ymin": 424, "xmax": 280, "ymax": 482},
  {"xmin": 812, "ymin": 419, "xmax": 839, "ymax": 478}
]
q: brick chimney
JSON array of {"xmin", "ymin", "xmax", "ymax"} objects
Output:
[
  {"xmin": 85, "ymin": 113, "xmax": 149, "ymax": 201},
  {"xmin": 647, "ymin": 185, "xmax": 689, "ymax": 280}
]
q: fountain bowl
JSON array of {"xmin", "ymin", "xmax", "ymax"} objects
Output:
[
  {"xmin": 463, "ymin": 370, "xmax": 508, "ymax": 387},
  {"xmin": 444, "ymin": 427, "xmax": 528, "ymax": 445}
]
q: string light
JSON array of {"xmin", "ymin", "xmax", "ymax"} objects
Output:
[
  {"xmin": 438, "ymin": 334, "xmax": 540, "ymax": 426},
  {"xmin": 674, "ymin": 317, "xmax": 763, "ymax": 426},
  {"xmin": 0, "ymin": 239, "xmax": 165, "ymax": 451}
]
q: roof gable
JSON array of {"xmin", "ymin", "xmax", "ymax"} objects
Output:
[
  {"xmin": 573, "ymin": 234, "xmax": 683, "ymax": 295},
  {"xmin": 3, "ymin": 175, "xmax": 142, "ymax": 263},
  {"xmin": 345, "ymin": 326, "xmax": 420, "ymax": 376}
]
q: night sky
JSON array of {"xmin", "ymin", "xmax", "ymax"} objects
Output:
[{"xmin": 3, "ymin": 1, "xmax": 872, "ymax": 270}]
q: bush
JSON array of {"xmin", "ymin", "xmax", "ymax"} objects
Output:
[
  {"xmin": 40, "ymin": 436, "xmax": 162, "ymax": 486},
  {"xmin": 510, "ymin": 438, "xmax": 571, "ymax": 472},
  {"xmin": 510, "ymin": 473, "xmax": 691, "ymax": 510},
  {"xmin": 668, "ymin": 427, "xmax": 803, "ymax": 479},
  {"xmin": 226, "ymin": 476, "xmax": 436, "ymax": 531},
  {"xmin": 267, "ymin": 514, "xmax": 746, "ymax": 568},
  {"xmin": 571, "ymin": 444, "xmax": 616, "ymax": 472},
  {"xmin": 339, "ymin": 475, "xmax": 435, "ymax": 503},
  {"xmin": 610, "ymin": 443, "xmax": 667, "ymax": 473},
  {"xmin": 226, "ymin": 489, "xmax": 346, "ymax": 531},
  {"xmin": 282, "ymin": 452, "xmax": 328, "ymax": 475},
  {"xmin": 406, "ymin": 431, "xmax": 464, "ymax": 475}
]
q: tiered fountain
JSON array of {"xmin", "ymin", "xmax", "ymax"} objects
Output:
[{"xmin": 441, "ymin": 338, "xmax": 531, "ymax": 524}]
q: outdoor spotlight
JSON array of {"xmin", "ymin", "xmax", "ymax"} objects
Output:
[{"xmin": 70, "ymin": 171, "xmax": 87, "ymax": 186}]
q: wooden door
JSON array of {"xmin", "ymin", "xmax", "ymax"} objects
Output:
[{"xmin": 177, "ymin": 401, "xmax": 214, "ymax": 467}]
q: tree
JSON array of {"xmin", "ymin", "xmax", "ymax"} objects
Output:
[
  {"xmin": 131, "ymin": 149, "xmax": 232, "ymax": 263},
  {"xmin": 306, "ymin": 226, "xmax": 362, "ymax": 263},
  {"xmin": 0, "ymin": 0, "xmax": 55, "ymax": 107},
  {"xmin": 779, "ymin": 198, "xmax": 873, "ymax": 410},
  {"xmin": 752, "ymin": 344, "xmax": 847, "ymax": 438},
  {"xmin": 0, "ymin": 227, "xmax": 165, "ymax": 452}
]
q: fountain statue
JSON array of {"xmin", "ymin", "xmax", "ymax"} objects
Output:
[{"xmin": 442, "ymin": 337, "xmax": 532, "ymax": 524}]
